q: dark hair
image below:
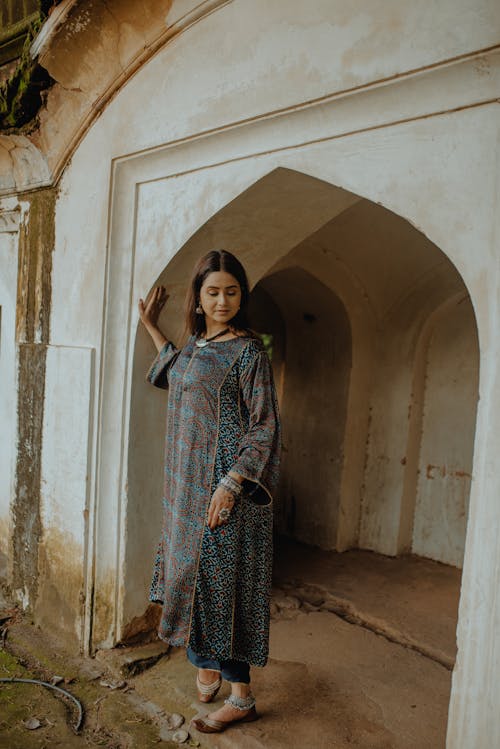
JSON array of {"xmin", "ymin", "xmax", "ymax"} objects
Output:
[{"xmin": 185, "ymin": 250, "xmax": 255, "ymax": 337}]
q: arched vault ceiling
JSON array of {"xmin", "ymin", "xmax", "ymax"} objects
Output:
[
  {"xmin": 166, "ymin": 167, "xmax": 468, "ymax": 323},
  {"xmin": 159, "ymin": 167, "xmax": 361, "ymax": 289},
  {"xmin": 273, "ymin": 197, "xmax": 467, "ymax": 321}
]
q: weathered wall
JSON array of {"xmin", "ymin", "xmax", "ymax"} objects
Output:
[
  {"xmin": 36, "ymin": 343, "xmax": 93, "ymax": 643},
  {"xmin": 26, "ymin": 0, "xmax": 500, "ymax": 183},
  {"xmin": 413, "ymin": 298, "xmax": 479, "ymax": 567},
  {"xmin": 268, "ymin": 200, "xmax": 476, "ymax": 561},
  {"xmin": 22, "ymin": 3, "xmax": 495, "ymax": 656},
  {"xmin": 11, "ymin": 187, "xmax": 55, "ymax": 610},
  {"xmin": 0, "ymin": 199, "xmax": 21, "ymax": 580}
]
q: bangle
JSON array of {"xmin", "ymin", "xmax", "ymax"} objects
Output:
[{"xmin": 219, "ymin": 474, "xmax": 243, "ymax": 498}]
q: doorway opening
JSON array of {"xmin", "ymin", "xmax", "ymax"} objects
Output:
[{"xmin": 123, "ymin": 171, "xmax": 478, "ymax": 739}]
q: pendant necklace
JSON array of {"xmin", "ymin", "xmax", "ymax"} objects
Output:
[{"xmin": 195, "ymin": 327, "xmax": 230, "ymax": 348}]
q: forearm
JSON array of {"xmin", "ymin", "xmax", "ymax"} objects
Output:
[
  {"xmin": 145, "ymin": 323, "xmax": 168, "ymax": 353},
  {"xmin": 228, "ymin": 469, "xmax": 245, "ymax": 485}
]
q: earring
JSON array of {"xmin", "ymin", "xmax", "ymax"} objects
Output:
[{"xmin": 196, "ymin": 304, "xmax": 203, "ymax": 314}]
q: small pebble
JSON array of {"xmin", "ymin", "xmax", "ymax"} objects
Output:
[
  {"xmin": 172, "ymin": 729, "xmax": 189, "ymax": 744},
  {"xmin": 159, "ymin": 725, "xmax": 172, "ymax": 742},
  {"xmin": 23, "ymin": 717, "xmax": 42, "ymax": 730},
  {"xmin": 168, "ymin": 713, "xmax": 185, "ymax": 730},
  {"xmin": 51, "ymin": 675, "xmax": 64, "ymax": 685},
  {"xmin": 99, "ymin": 679, "xmax": 127, "ymax": 690},
  {"xmin": 272, "ymin": 594, "xmax": 301, "ymax": 611}
]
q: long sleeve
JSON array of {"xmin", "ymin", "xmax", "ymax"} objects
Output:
[
  {"xmin": 146, "ymin": 341, "xmax": 180, "ymax": 389},
  {"xmin": 231, "ymin": 347, "xmax": 281, "ymax": 502}
]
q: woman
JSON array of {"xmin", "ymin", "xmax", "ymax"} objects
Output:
[{"xmin": 138, "ymin": 250, "xmax": 281, "ymax": 733}]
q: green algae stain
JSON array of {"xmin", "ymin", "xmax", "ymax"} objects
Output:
[
  {"xmin": 0, "ymin": 647, "xmax": 31, "ymax": 676},
  {"xmin": 0, "ymin": 14, "xmax": 54, "ymax": 131}
]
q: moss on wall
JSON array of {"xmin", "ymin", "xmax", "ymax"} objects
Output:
[
  {"xmin": 12, "ymin": 187, "xmax": 56, "ymax": 609},
  {"xmin": 0, "ymin": 14, "xmax": 54, "ymax": 131}
]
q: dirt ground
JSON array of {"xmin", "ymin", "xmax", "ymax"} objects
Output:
[
  {"xmin": 0, "ymin": 622, "xmax": 169, "ymax": 749},
  {"xmin": 0, "ymin": 540, "xmax": 459, "ymax": 748}
]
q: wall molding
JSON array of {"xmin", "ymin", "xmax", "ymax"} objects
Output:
[{"xmin": 0, "ymin": 208, "xmax": 20, "ymax": 233}]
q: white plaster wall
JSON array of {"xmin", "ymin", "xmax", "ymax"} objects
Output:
[
  {"xmin": 413, "ymin": 300, "xmax": 479, "ymax": 567},
  {"xmin": 49, "ymin": 0, "xmax": 500, "ymax": 348},
  {"xmin": 446, "ymin": 185, "xmax": 500, "ymax": 745},
  {"xmin": 50, "ymin": 0, "xmax": 500, "ymax": 161},
  {"xmin": 38, "ymin": 345, "xmax": 94, "ymax": 642},
  {"xmin": 0, "ymin": 201, "xmax": 20, "ymax": 578},
  {"xmin": 41, "ymin": 348, "xmax": 94, "ymax": 524}
]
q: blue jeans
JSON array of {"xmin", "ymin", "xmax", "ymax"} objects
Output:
[{"xmin": 186, "ymin": 646, "xmax": 250, "ymax": 684}]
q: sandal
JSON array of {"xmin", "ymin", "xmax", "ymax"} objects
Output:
[
  {"xmin": 191, "ymin": 693, "xmax": 259, "ymax": 733},
  {"xmin": 196, "ymin": 672, "xmax": 222, "ymax": 703}
]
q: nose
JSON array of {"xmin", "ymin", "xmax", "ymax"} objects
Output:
[{"xmin": 217, "ymin": 291, "xmax": 230, "ymax": 305}]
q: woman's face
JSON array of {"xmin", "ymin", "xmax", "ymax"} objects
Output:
[{"xmin": 199, "ymin": 271, "xmax": 242, "ymax": 327}]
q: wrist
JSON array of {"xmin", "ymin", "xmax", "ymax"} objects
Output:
[
  {"xmin": 219, "ymin": 474, "xmax": 243, "ymax": 499},
  {"xmin": 228, "ymin": 470, "xmax": 244, "ymax": 485}
]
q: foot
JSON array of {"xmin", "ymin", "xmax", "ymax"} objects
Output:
[
  {"xmin": 191, "ymin": 693, "xmax": 258, "ymax": 734},
  {"xmin": 205, "ymin": 702, "xmax": 253, "ymax": 723},
  {"xmin": 196, "ymin": 669, "xmax": 222, "ymax": 703},
  {"xmin": 198, "ymin": 668, "xmax": 220, "ymax": 685}
]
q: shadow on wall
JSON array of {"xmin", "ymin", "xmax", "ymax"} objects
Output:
[{"xmin": 249, "ymin": 269, "xmax": 351, "ymax": 549}]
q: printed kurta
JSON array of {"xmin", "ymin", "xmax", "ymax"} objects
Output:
[{"xmin": 147, "ymin": 334, "xmax": 281, "ymax": 666}]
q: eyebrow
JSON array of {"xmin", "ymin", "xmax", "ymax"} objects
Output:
[{"xmin": 206, "ymin": 285, "xmax": 239, "ymax": 290}]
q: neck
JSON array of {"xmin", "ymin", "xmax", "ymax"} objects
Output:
[{"xmin": 204, "ymin": 322, "xmax": 230, "ymax": 338}]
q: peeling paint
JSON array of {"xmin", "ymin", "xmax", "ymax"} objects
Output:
[
  {"xmin": 11, "ymin": 186, "xmax": 56, "ymax": 611},
  {"xmin": 16, "ymin": 188, "xmax": 55, "ymax": 343},
  {"xmin": 120, "ymin": 603, "xmax": 161, "ymax": 646},
  {"xmin": 426, "ymin": 464, "xmax": 472, "ymax": 480}
]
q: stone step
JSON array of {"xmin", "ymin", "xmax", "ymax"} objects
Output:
[{"xmin": 95, "ymin": 640, "xmax": 170, "ymax": 678}]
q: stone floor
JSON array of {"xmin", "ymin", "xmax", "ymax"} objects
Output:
[
  {"xmin": 0, "ymin": 538, "xmax": 461, "ymax": 748},
  {"xmin": 273, "ymin": 536, "xmax": 459, "ymax": 669},
  {"xmin": 132, "ymin": 538, "xmax": 460, "ymax": 749}
]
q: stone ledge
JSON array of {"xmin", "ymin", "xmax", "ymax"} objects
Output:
[
  {"xmin": 95, "ymin": 640, "xmax": 171, "ymax": 678},
  {"xmin": 272, "ymin": 581, "xmax": 455, "ymax": 670}
]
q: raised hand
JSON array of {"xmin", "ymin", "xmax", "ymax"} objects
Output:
[
  {"xmin": 139, "ymin": 285, "xmax": 169, "ymax": 330},
  {"xmin": 138, "ymin": 286, "xmax": 169, "ymax": 352}
]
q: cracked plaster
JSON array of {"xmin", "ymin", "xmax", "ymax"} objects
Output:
[
  {"xmin": 32, "ymin": 0, "xmax": 174, "ymax": 175},
  {"xmin": 0, "ymin": 0, "xmax": 176, "ymax": 190},
  {"xmin": 0, "ymin": 134, "xmax": 50, "ymax": 194}
]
